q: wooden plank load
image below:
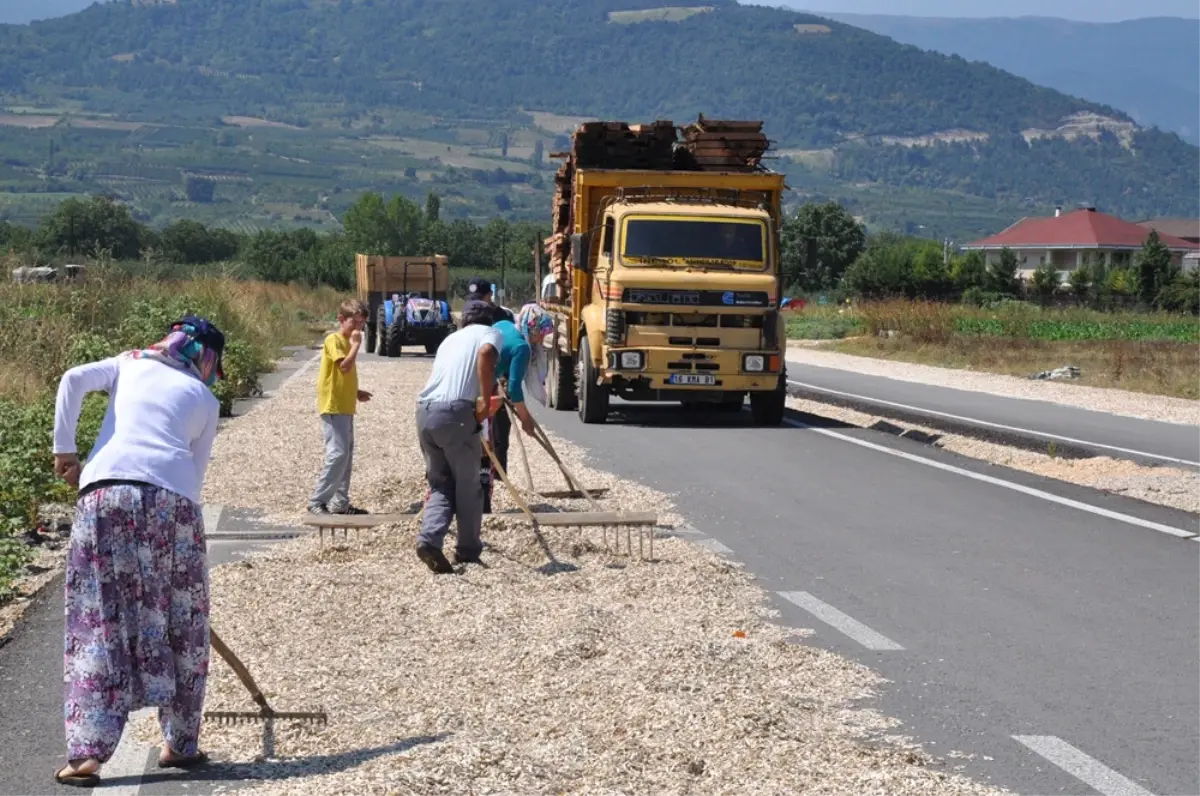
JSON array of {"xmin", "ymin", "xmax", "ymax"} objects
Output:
[
  {"xmin": 543, "ymin": 115, "xmax": 771, "ymax": 293},
  {"xmin": 678, "ymin": 114, "xmax": 770, "ymax": 172},
  {"xmin": 571, "ymin": 119, "xmax": 677, "ymax": 170}
]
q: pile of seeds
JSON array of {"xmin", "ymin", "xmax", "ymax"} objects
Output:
[{"xmin": 132, "ymin": 355, "xmax": 1004, "ymax": 796}]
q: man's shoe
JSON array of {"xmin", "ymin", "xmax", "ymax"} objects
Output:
[
  {"xmin": 416, "ymin": 543, "xmax": 455, "ymax": 574},
  {"xmin": 331, "ymin": 505, "xmax": 369, "ymax": 515},
  {"xmin": 453, "ymin": 550, "xmax": 482, "ymax": 566},
  {"xmin": 307, "ymin": 504, "xmax": 329, "ymax": 515}
]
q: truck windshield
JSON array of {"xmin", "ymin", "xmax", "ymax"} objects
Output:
[{"xmin": 621, "ymin": 217, "xmax": 766, "ymax": 269}]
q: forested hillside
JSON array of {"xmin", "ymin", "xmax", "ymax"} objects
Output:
[{"xmin": 0, "ymin": 0, "xmax": 1194, "ymax": 233}]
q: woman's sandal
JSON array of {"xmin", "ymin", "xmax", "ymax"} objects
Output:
[
  {"xmin": 157, "ymin": 751, "xmax": 209, "ymax": 770},
  {"xmin": 54, "ymin": 764, "xmax": 100, "ymax": 788}
]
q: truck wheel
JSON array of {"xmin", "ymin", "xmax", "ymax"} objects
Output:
[
  {"xmin": 365, "ymin": 322, "xmax": 377, "ymax": 355},
  {"xmin": 424, "ymin": 339, "xmax": 441, "ymax": 356},
  {"xmin": 576, "ymin": 334, "xmax": 608, "ymax": 424},
  {"xmin": 750, "ymin": 368, "xmax": 787, "ymax": 426},
  {"xmin": 375, "ymin": 307, "xmax": 388, "ymax": 357},
  {"xmin": 547, "ymin": 351, "xmax": 577, "ymax": 411},
  {"xmin": 386, "ymin": 320, "xmax": 404, "ymax": 358}
]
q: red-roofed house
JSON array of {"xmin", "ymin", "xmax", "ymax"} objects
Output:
[{"xmin": 962, "ymin": 206, "xmax": 1200, "ymax": 284}]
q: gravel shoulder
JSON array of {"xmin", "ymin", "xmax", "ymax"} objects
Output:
[
  {"xmin": 133, "ymin": 354, "xmax": 1006, "ymax": 796},
  {"xmin": 786, "ymin": 343, "xmax": 1200, "ymax": 427}
]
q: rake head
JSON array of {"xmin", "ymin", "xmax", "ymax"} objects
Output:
[{"xmin": 204, "ymin": 707, "xmax": 328, "ymax": 726}]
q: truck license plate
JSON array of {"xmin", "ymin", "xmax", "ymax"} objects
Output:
[{"xmin": 668, "ymin": 374, "xmax": 716, "ymax": 386}]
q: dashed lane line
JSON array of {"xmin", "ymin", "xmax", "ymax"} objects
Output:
[
  {"xmin": 1012, "ymin": 735, "xmax": 1156, "ymax": 796},
  {"xmin": 777, "ymin": 590, "xmax": 905, "ymax": 651}
]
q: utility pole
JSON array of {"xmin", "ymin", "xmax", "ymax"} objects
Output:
[{"xmin": 498, "ymin": 225, "xmax": 507, "ymax": 304}]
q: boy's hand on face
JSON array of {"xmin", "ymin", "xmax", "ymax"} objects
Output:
[{"xmin": 349, "ymin": 329, "xmax": 363, "ymax": 346}]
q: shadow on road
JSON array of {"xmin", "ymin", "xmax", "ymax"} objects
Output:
[
  {"xmin": 100, "ymin": 734, "xmax": 449, "ymax": 790},
  {"xmin": 592, "ymin": 402, "xmax": 857, "ymax": 432}
]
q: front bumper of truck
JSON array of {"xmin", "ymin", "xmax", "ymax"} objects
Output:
[{"xmin": 600, "ymin": 346, "xmax": 783, "ymax": 392}]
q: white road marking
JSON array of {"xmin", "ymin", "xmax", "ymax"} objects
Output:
[
  {"xmin": 785, "ymin": 419, "xmax": 1199, "ymax": 539},
  {"xmin": 787, "ymin": 378, "xmax": 1200, "ymax": 468},
  {"xmin": 777, "ymin": 590, "xmax": 905, "ymax": 651},
  {"xmin": 1012, "ymin": 735, "xmax": 1155, "ymax": 796},
  {"xmin": 201, "ymin": 503, "xmax": 224, "ymax": 535},
  {"xmin": 694, "ymin": 537, "xmax": 733, "ymax": 554},
  {"xmin": 102, "ymin": 707, "xmax": 156, "ymax": 794}
]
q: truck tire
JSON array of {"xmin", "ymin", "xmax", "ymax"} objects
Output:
[
  {"xmin": 547, "ymin": 351, "xmax": 577, "ymax": 411},
  {"xmin": 576, "ymin": 334, "xmax": 608, "ymax": 424},
  {"xmin": 374, "ymin": 306, "xmax": 388, "ymax": 357},
  {"xmin": 424, "ymin": 338, "xmax": 442, "ymax": 356},
  {"xmin": 386, "ymin": 320, "xmax": 405, "ymax": 358},
  {"xmin": 750, "ymin": 368, "xmax": 787, "ymax": 426}
]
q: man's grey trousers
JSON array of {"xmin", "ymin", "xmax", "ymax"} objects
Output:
[
  {"xmin": 309, "ymin": 413, "xmax": 354, "ymax": 512},
  {"xmin": 415, "ymin": 399, "xmax": 484, "ymax": 557}
]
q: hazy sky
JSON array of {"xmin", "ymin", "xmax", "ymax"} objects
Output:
[{"xmin": 774, "ymin": 1, "xmax": 1200, "ymax": 22}]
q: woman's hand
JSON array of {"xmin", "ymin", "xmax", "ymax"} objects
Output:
[
  {"xmin": 54, "ymin": 453, "xmax": 81, "ymax": 488},
  {"xmin": 515, "ymin": 403, "xmax": 535, "ymax": 435},
  {"xmin": 357, "ymin": 389, "xmax": 372, "ymax": 403}
]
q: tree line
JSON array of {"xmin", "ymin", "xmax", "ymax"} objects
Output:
[
  {"xmin": 0, "ymin": 193, "xmax": 549, "ymax": 294},
  {"xmin": 3, "ymin": 193, "xmax": 1196, "ymax": 314},
  {"xmin": 781, "ymin": 202, "xmax": 1198, "ymax": 314}
]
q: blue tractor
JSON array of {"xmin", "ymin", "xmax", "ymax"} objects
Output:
[
  {"xmin": 380, "ymin": 292, "xmax": 454, "ymax": 357},
  {"xmin": 359, "ymin": 254, "xmax": 455, "ymax": 357}
]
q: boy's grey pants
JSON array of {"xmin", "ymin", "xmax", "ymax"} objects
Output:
[
  {"xmin": 415, "ymin": 399, "xmax": 484, "ymax": 557},
  {"xmin": 309, "ymin": 414, "xmax": 354, "ymax": 511}
]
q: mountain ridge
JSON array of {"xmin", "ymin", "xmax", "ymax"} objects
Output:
[{"xmin": 812, "ymin": 11, "xmax": 1200, "ymax": 145}]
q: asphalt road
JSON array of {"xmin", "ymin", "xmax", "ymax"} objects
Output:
[
  {"xmin": 533, "ymin": 398, "xmax": 1200, "ymax": 796},
  {"xmin": 785, "ymin": 357, "xmax": 1200, "ymax": 468}
]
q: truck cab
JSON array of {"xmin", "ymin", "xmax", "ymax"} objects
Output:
[{"xmin": 567, "ymin": 195, "xmax": 787, "ymax": 424}]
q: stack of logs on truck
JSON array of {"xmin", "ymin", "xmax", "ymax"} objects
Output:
[{"xmin": 535, "ymin": 115, "xmax": 789, "ymax": 425}]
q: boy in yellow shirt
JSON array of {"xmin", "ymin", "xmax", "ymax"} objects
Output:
[{"xmin": 308, "ymin": 299, "xmax": 372, "ymax": 515}]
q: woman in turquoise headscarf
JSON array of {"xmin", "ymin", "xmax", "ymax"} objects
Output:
[{"xmin": 480, "ymin": 303, "xmax": 556, "ymax": 514}]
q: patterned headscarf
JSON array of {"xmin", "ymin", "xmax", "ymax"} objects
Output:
[
  {"xmin": 515, "ymin": 303, "xmax": 554, "ymax": 342},
  {"xmin": 144, "ymin": 317, "xmax": 225, "ymax": 387},
  {"xmin": 514, "ymin": 303, "xmax": 553, "ymax": 406}
]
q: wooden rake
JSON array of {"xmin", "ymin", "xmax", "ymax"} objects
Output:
[
  {"xmin": 203, "ymin": 627, "xmax": 328, "ymax": 726},
  {"xmin": 501, "ymin": 393, "xmax": 608, "ymax": 502},
  {"xmin": 484, "ymin": 403, "xmax": 658, "ymax": 560}
]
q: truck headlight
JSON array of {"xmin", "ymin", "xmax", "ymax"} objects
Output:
[
  {"xmin": 619, "ymin": 351, "xmax": 644, "ymax": 370},
  {"xmin": 743, "ymin": 354, "xmax": 766, "ymax": 372}
]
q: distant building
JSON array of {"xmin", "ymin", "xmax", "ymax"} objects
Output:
[
  {"xmin": 1134, "ymin": 218, "xmax": 1200, "ymax": 245},
  {"xmin": 962, "ymin": 206, "xmax": 1200, "ymax": 283}
]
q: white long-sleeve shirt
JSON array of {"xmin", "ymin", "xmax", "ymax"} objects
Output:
[{"xmin": 53, "ymin": 352, "xmax": 220, "ymax": 505}]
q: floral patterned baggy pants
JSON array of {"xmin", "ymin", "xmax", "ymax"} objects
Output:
[{"xmin": 63, "ymin": 483, "xmax": 209, "ymax": 762}]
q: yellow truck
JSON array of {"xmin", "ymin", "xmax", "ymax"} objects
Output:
[{"xmin": 536, "ymin": 116, "xmax": 789, "ymax": 425}]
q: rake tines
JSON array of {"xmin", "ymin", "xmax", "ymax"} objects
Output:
[{"xmin": 203, "ymin": 708, "xmax": 328, "ymax": 726}]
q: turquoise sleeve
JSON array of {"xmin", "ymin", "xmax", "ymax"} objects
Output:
[{"xmin": 507, "ymin": 342, "xmax": 529, "ymax": 403}]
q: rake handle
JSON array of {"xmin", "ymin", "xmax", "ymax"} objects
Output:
[
  {"xmin": 482, "ymin": 437, "xmax": 537, "ymax": 524},
  {"xmin": 209, "ymin": 627, "xmax": 273, "ymax": 714}
]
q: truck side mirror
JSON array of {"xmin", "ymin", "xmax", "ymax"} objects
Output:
[{"xmin": 570, "ymin": 232, "xmax": 590, "ymax": 271}]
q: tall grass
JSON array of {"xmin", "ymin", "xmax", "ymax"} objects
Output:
[
  {"xmin": 854, "ymin": 300, "xmax": 1199, "ymax": 345},
  {"xmin": 803, "ymin": 300, "xmax": 1200, "ymax": 399},
  {"xmin": 0, "ymin": 263, "xmax": 344, "ymax": 403}
]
